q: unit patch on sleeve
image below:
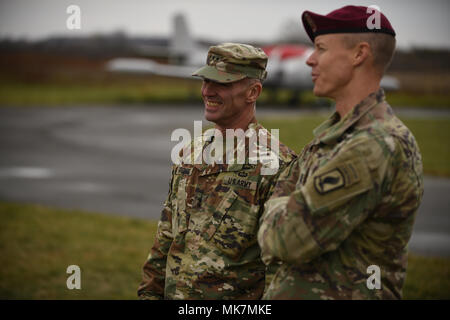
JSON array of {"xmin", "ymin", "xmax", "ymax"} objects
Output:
[
  {"xmin": 314, "ymin": 168, "xmax": 345, "ymax": 194},
  {"xmin": 313, "ymin": 161, "xmax": 361, "ymax": 195},
  {"xmin": 302, "ymin": 158, "xmax": 372, "ymax": 213}
]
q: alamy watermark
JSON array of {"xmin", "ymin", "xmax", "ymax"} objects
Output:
[
  {"xmin": 66, "ymin": 5, "xmax": 81, "ymax": 30},
  {"xmin": 66, "ymin": 265, "xmax": 81, "ymax": 290},
  {"xmin": 366, "ymin": 265, "xmax": 381, "ymax": 290},
  {"xmin": 366, "ymin": 5, "xmax": 381, "ymax": 30},
  {"xmin": 171, "ymin": 121, "xmax": 280, "ymax": 175}
]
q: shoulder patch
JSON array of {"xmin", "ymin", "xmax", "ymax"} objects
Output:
[
  {"xmin": 303, "ymin": 158, "xmax": 372, "ymax": 213},
  {"xmin": 314, "ymin": 168, "xmax": 345, "ymax": 194},
  {"xmin": 314, "ymin": 161, "xmax": 361, "ymax": 195},
  {"xmin": 314, "ymin": 161, "xmax": 360, "ymax": 194}
]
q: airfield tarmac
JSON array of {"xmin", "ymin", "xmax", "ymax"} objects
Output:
[{"xmin": 0, "ymin": 105, "xmax": 449, "ymax": 257}]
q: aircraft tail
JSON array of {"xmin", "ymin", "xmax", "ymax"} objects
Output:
[{"xmin": 169, "ymin": 13, "xmax": 197, "ymax": 64}]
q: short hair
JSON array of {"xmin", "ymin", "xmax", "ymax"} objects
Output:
[
  {"xmin": 340, "ymin": 33, "xmax": 396, "ymax": 75},
  {"xmin": 245, "ymin": 78, "xmax": 262, "ymax": 86},
  {"xmin": 239, "ymin": 77, "xmax": 262, "ymax": 91}
]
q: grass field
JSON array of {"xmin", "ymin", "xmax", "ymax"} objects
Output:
[
  {"xmin": 0, "ymin": 80, "xmax": 202, "ymax": 106},
  {"xmin": 1, "ymin": 82, "xmax": 449, "ymax": 299},
  {"xmin": 0, "ymin": 203, "xmax": 449, "ymax": 300},
  {"xmin": 1, "ymin": 77, "xmax": 450, "ymax": 108},
  {"xmin": 0, "ymin": 203, "xmax": 156, "ymax": 300},
  {"xmin": 260, "ymin": 115, "xmax": 450, "ymax": 177}
]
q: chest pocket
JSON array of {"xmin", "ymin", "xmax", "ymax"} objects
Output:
[{"xmin": 200, "ymin": 164, "xmax": 260, "ymax": 259}]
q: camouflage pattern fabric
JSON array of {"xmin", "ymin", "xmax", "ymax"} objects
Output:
[
  {"xmin": 258, "ymin": 89, "xmax": 424, "ymax": 299},
  {"xmin": 192, "ymin": 43, "xmax": 268, "ymax": 83},
  {"xmin": 138, "ymin": 122, "xmax": 296, "ymax": 299}
]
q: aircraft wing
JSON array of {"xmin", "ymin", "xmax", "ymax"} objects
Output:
[
  {"xmin": 106, "ymin": 58, "xmax": 199, "ymax": 79},
  {"xmin": 106, "ymin": 56, "xmax": 400, "ymax": 91},
  {"xmin": 380, "ymin": 75, "xmax": 400, "ymax": 91}
]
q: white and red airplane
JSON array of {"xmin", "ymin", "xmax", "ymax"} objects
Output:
[{"xmin": 106, "ymin": 14, "xmax": 399, "ymax": 104}]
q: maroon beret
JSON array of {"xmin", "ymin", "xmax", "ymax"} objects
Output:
[{"xmin": 302, "ymin": 5, "xmax": 396, "ymax": 42}]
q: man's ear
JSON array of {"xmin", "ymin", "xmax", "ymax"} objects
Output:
[
  {"xmin": 246, "ymin": 81, "xmax": 262, "ymax": 103},
  {"xmin": 353, "ymin": 42, "xmax": 371, "ymax": 67}
]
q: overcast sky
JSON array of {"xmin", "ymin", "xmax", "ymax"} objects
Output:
[{"xmin": 0, "ymin": 0, "xmax": 449, "ymax": 49}]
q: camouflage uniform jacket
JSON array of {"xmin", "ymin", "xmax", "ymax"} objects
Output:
[
  {"xmin": 258, "ymin": 89, "xmax": 424, "ymax": 299},
  {"xmin": 138, "ymin": 122, "xmax": 296, "ymax": 299}
]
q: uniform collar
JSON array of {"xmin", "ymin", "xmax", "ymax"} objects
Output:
[
  {"xmin": 205, "ymin": 121, "xmax": 261, "ymax": 144},
  {"xmin": 313, "ymin": 89, "xmax": 386, "ymax": 145},
  {"xmin": 189, "ymin": 122, "xmax": 264, "ymax": 170}
]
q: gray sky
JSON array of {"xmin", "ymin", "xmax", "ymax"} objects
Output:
[{"xmin": 0, "ymin": 0, "xmax": 449, "ymax": 49}]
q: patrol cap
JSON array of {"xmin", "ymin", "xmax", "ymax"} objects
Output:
[
  {"xmin": 302, "ymin": 5, "xmax": 396, "ymax": 42},
  {"xmin": 192, "ymin": 43, "xmax": 268, "ymax": 83}
]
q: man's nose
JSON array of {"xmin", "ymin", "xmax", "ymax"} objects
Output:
[
  {"xmin": 202, "ymin": 81, "xmax": 216, "ymax": 96},
  {"xmin": 306, "ymin": 51, "xmax": 316, "ymax": 67}
]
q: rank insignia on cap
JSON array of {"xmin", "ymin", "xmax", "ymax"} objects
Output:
[
  {"xmin": 314, "ymin": 168, "xmax": 345, "ymax": 194},
  {"xmin": 192, "ymin": 42, "xmax": 268, "ymax": 83}
]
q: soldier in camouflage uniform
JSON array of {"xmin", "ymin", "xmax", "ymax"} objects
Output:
[
  {"xmin": 138, "ymin": 43, "xmax": 296, "ymax": 299},
  {"xmin": 258, "ymin": 6, "xmax": 424, "ymax": 299}
]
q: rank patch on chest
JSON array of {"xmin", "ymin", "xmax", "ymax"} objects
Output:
[
  {"xmin": 176, "ymin": 167, "xmax": 193, "ymax": 176},
  {"xmin": 314, "ymin": 168, "xmax": 345, "ymax": 194}
]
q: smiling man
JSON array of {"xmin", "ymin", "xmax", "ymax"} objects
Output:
[
  {"xmin": 258, "ymin": 6, "xmax": 424, "ymax": 299},
  {"xmin": 137, "ymin": 43, "xmax": 296, "ymax": 299}
]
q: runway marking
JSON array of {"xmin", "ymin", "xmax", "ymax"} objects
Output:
[
  {"xmin": 409, "ymin": 231, "xmax": 450, "ymax": 256},
  {"xmin": 0, "ymin": 167, "xmax": 53, "ymax": 179},
  {"xmin": 67, "ymin": 182, "xmax": 111, "ymax": 193}
]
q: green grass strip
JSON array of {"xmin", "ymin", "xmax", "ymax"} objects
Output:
[{"xmin": 0, "ymin": 202, "xmax": 448, "ymax": 299}]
